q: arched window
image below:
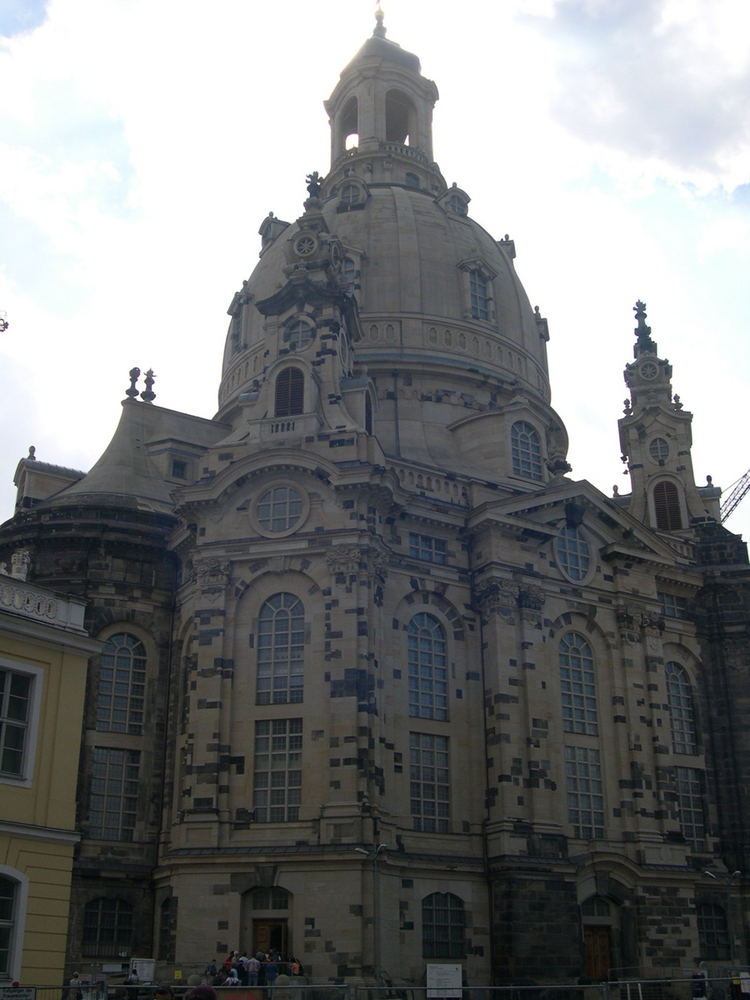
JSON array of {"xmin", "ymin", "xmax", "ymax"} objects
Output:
[
  {"xmin": 158, "ymin": 897, "xmax": 176, "ymax": 962},
  {"xmin": 275, "ymin": 367, "xmax": 304, "ymax": 417},
  {"xmin": 341, "ymin": 96, "xmax": 358, "ymax": 150},
  {"xmin": 560, "ymin": 632, "xmax": 598, "ymax": 735},
  {"xmin": 96, "ymin": 633, "xmax": 147, "ymax": 733},
  {"xmin": 697, "ymin": 902, "xmax": 730, "ymax": 960},
  {"xmin": 666, "ymin": 661, "xmax": 697, "ymax": 754},
  {"xmin": 408, "ymin": 613, "xmax": 447, "ymax": 720},
  {"xmin": 422, "ymin": 892, "xmax": 465, "ymax": 959},
  {"xmin": 469, "ymin": 269, "xmax": 489, "ymax": 320},
  {"xmin": 257, "ymin": 594, "xmax": 305, "ymax": 705},
  {"xmin": 653, "ymin": 480, "xmax": 682, "ymax": 530},
  {"xmin": 556, "ymin": 525, "xmax": 590, "ymax": 581},
  {"xmin": 385, "ymin": 90, "xmax": 415, "ymax": 145},
  {"xmin": 82, "ymin": 898, "xmax": 133, "ymax": 956},
  {"xmin": 511, "ymin": 421, "xmax": 543, "ymax": 480},
  {"xmin": 339, "ymin": 182, "xmax": 361, "ymax": 208}
]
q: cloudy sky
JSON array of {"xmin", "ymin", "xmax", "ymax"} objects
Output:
[{"xmin": 1, "ymin": 0, "xmax": 749, "ymax": 542}]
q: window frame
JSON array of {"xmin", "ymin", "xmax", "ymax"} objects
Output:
[
  {"xmin": 565, "ymin": 745, "xmax": 604, "ymax": 840},
  {"xmin": 511, "ymin": 420, "xmax": 543, "ymax": 481},
  {"xmin": 665, "ymin": 661, "xmax": 697, "ymax": 755},
  {"xmin": 252, "ymin": 718, "xmax": 303, "ymax": 823},
  {"xmin": 88, "ymin": 747, "xmax": 140, "ymax": 842},
  {"xmin": 82, "ymin": 897, "xmax": 134, "ymax": 958},
  {"xmin": 560, "ymin": 632, "xmax": 598, "ymax": 736},
  {"xmin": 256, "ymin": 593, "xmax": 305, "ymax": 706},
  {"xmin": 408, "ymin": 532, "xmax": 446, "ymax": 565},
  {"xmin": 422, "ymin": 891, "xmax": 465, "ymax": 959},
  {"xmin": 0, "ymin": 659, "xmax": 43, "ymax": 788},
  {"xmin": 95, "ymin": 633, "xmax": 147, "ymax": 735},
  {"xmin": 275, "ymin": 367, "xmax": 304, "ymax": 417},
  {"xmin": 556, "ymin": 525, "xmax": 592, "ymax": 582},
  {"xmin": 410, "ymin": 732, "xmax": 450, "ymax": 833},
  {"xmin": 408, "ymin": 613, "xmax": 448, "ymax": 721},
  {"xmin": 675, "ymin": 765, "xmax": 706, "ymax": 851},
  {"xmin": 0, "ymin": 867, "xmax": 28, "ymax": 982}
]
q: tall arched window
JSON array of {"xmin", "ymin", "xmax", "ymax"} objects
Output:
[
  {"xmin": 408, "ymin": 614, "xmax": 447, "ymax": 720},
  {"xmin": 82, "ymin": 898, "xmax": 133, "ymax": 956},
  {"xmin": 257, "ymin": 594, "xmax": 305, "ymax": 705},
  {"xmin": 556, "ymin": 525, "xmax": 590, "ymax": 581},
  {"xmin": 666, "ymin": 661, "xmax": 697, "ymax": 754},
  {"xmin": 275, "ymin": 367, "xmax": 304, "ymax": 417},
  {"xmin": 511, "ymin": 421, "xmax": 543, "ymax": 480},
  {"xmin": 560, "ymin": 632, "xmax": 598, "ymax": 735},
  {"xmin": 96, "ymin": 633, "xmax": 147, "ymax": 733},
  {"xmin": 422, "ymin": 892, "xmax": 465, "ymax": 959},
  {"xmin": 653, "ymin": 480, "xmax": 682, "ymax": 530}
]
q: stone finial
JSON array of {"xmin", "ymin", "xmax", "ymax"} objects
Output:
[
  {"xmin": 10, "ymin": 549, "xmax": 31, "ymax": 582},
  {"xmin": 126, "ymin": 367, "xmax": 141, "ymax": 398},
  {"xmin": 623, "ymin": 398, "xmax": 632, "ymax": 415},
  {"xmin": 27, "ymin": 445, "xmax": 36, "ymax": 460},
  {"xmin": 374, "ymin": 1, "xmax": 386, "ymax": 37},
  {"xmin": 673, "ymin": 394, "xmax": 683, "ymax": 410},
  {"xmin": 141, "ymin": 369, "xmax": 156, "ymax": 403},
  {"xmin": 633, "ymin": 300, "xmax": 657, "ymax": 358}
]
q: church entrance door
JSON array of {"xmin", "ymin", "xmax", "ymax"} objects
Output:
[
  {"xmin": 583, "ymin": 925, "xmax": 611, "ymax": 980},
  {"xmin": 252, "ymin": 918, "xmax": 288, "ymax": 958}
]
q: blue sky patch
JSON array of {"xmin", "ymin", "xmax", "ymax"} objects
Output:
[{"xmin": 0, "ymin": 0, "xmax": 49, "ymax": 38}]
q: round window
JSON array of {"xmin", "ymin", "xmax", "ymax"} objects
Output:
[
  {"xmin": 649, "ymin": 437, "xmax": 669, "ymax": 462},
  {"xmin": 294, "ymin": 234, "xmax": 317, "ymax": 257},
  {"xmin": 556, "ymin": 525, "xmax": 591, "ymax": 582},
  {"xmin": 255, "ymin": 486, "xmax": 305, "ymax": 534},
  {"xmin": 284, "ymin": 319, "xmax": 315, "ymax": 351}
]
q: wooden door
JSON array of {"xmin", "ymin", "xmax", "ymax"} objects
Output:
[
  {"xmin": 583, "ymin": 925, "xmax": 611, "ymax": 980},
  {"xmin": 252, "ymin": 918, "xmax": 288, "ymax": 958}
]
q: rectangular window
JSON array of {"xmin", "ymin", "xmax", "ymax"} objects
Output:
[
  {"xmin": 565, "ymin": 745, "xmax": 604, "ymax": 839},
  {"xmin": 253, "ymin": 718, "xmax": 302, "ymax": 822},
  {"xmin": 410, "ymin": 733, "xmax": 450, "ymax": 833},
  {"xmin": 89, "ymin": 747, "xmax": 140, "ymax": 841},
  {"xmin": 659, "ymin": 592, "xmax": 687, "ymax": 619},
  {"xmin": 0, "ymin": 668, "xmax": 32, "ymax": 777},
  {"xmin": 409, "ymin": 533, "xmax": 446, "ymax": 564},
  {"xmin": 676, "ymin": 766, "xmax": 706, "ymax": 850},
  {"xmin": 171, "ymin": 459, "xmax": 188, "ymax": 479}
]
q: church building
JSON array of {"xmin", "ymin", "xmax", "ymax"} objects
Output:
[{"xmin": 1, "ymin": 13, "xmax": 749, "ymax": 987}]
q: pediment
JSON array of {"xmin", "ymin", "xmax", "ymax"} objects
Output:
[{"xmin": 468, "ymin": 477, "xmax": 693, "ymax": 570}]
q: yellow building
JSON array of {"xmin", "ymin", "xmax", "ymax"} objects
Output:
[{"xmin": 1, "ymin": 559, "xmax": 99, "ymax": 985}]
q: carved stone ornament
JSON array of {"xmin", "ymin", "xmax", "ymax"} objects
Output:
[
  {"xmin": 518, "ymin": 585, "xmax": 545, "ymax": 611},
  {"xmin": 475, "ymin": 579, "xmax": 519, "ymax": 619},
  {"xmin": 196, "ymin": 559, "xmax": 231, "ymax": 589},
  {"xmin": 326, "ymin": 546, "xmax": 362, "ymax": 577}
]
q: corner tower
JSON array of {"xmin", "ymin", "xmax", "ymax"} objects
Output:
[{"xmin": 618, "ymin": 301, "xmax": 720, "ymax": 531}]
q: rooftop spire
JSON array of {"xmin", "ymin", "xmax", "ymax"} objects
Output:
[
  {"xmin": 633, "ymin": 299, "xmax": 657, "ymax": 357},
  {"xmin": 374, "ymin": 1, "xmax": 386, "ymax": 38}
]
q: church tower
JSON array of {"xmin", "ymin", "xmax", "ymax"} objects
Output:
[
  {"xmin": 1, "ymin": 12, "xmax": 749, "ymax": 990},
  {"xmin": 618, "ymin": 301, "xmax": 720, "ymax": 530}
]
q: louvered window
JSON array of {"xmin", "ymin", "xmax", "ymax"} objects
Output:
[
  {"xmin": 275, "ymin": 368, "xmax": 304, "ymax": 416},
  {"xmin": 653, "ymin": 481, "xmax": 682, "ymax": 530}
]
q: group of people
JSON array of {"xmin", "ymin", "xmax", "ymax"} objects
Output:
[{"xmin": 203, "ymin": 950, "xmax": 304, "ymax": 988}]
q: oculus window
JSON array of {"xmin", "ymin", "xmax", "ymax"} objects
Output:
[
  {"xmin": 556, "ymin": 525, "xmax": 591, "ymax": 581},
  {"xmin": 256, "ymin": 486, "xmax": 303, "ymax": 534}
]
